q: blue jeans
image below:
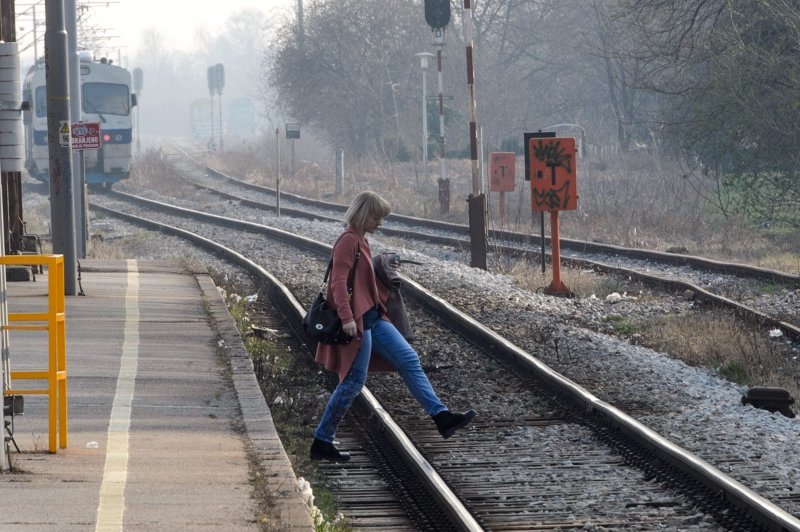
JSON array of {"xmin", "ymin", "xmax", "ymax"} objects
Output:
[{"xmin": 314, "ymin": 318, "xmax": 447, "ymax": 443}]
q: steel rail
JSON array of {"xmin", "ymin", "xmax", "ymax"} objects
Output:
[
  {"xmin": 92, "ymin": 194, "xmax": 800, "ymax": 531},
  {"xmin": 89, "ymin": 201, "xmax": 483, "ymax": 531},
  {"xmin": 159, "ymin": 178, "xmax": 800, "ymax": 343},
  {"xmin": 202, "ymin": 165, "xmax": 798, "ymax": 287}
]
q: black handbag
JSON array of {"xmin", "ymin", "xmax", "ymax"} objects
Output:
[{"xmin": 303, "ymin": 248, "xmax": 360, "ymax": 345}]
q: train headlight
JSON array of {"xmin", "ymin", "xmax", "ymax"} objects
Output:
[{"xmin": 115, "ymin": 134, "xmax": 122, "ymax": 142}]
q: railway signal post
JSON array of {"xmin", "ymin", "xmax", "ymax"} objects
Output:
[
  {"xmin": 275, "ymin": 128, "xmax": 281, "ymax": 217},
  {"xmin": 215, "ymin": 64, "xmax": 225, "ymax": 152},
  {"xmin": 424, "ymin": 0, "xmax": 451, "ymax": 215},
  {"xmin": 286, "ymin": 122, "xmax": 300, "ymax": 177},
  {"xmin": 461, "ymin": 0, "xmax": 488, "ymax": 269}
]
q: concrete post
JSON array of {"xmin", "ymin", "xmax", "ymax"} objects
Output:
[
  {"xmin": 45, "ymin": 0, "xmax": 78, "ymax": 295},
  {"xmin": 65, "ymin": 0, "xmax": 85, "ymax": 258}
]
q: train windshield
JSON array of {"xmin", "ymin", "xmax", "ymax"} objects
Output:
[
  {"xmin": 35, "ymin": 86, "xmax": 47, "ymax": 117},
  {"xmin": 83, "ymin": 83, "xmax": 130, "ymax": 116}
]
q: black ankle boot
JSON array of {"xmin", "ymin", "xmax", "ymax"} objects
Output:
[
  {"xmin": 310, "ymin": 438, "xmax": 351, "ymax": 462},
  {"xmin": 432, "ymin": 409, "xmax": 476, "ymax": 439}
]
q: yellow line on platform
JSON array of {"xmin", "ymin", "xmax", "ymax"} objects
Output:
[{"xmin": 95, "ymin": 260, "xmax": 139, "ymax": 531}]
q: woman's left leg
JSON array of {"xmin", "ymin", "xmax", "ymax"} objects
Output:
[
  {"xmin": 313, "ymin": 331, "xmax": 372, "ymax": 443},
  {"xmin": 371, "ymin": 320, "xmax": 447, "ymax": 416}
]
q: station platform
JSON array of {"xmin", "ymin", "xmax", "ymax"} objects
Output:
[{"xmin": 0, "ymin": 259, "xmax": 314, "ymax": 530}]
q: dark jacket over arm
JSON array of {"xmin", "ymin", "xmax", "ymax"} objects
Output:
[{"xmin": 373, "ymin": 253, "xmax": 414, "ymax": 342}]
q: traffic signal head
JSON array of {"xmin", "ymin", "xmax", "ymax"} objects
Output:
[
  {"xmin": 207, "ymin": 66, "xmax": 217, "ymax": 96},
  {"xmin": 207, "ymin": 64, "xmax": 226, "ymax": 95},
  {"xmin": 425, "ymin": 0, "xmax": 450, "ymax": 29},
  {"xmin": 214, "ymin": 63, "xmax": 225, "ymax": 95}
]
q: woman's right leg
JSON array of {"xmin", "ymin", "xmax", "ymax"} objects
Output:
[
  {"xmin": 313, "ymin": 331, "xmax": 372, "ymax": 443},
  {"xmin": 370, "ymin": 320, "xmax": 447, "ymax": 415}
]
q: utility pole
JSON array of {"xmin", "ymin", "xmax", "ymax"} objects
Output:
[
  {"xmin": 275, "ymin": 128, "xmax": 281, "ymax": 217},
  {"xmin": 0, "ymin": 0, "xmax": 24, "ymax": 263},
  {"xmin": 66, "ymin": 0, "xmax": 85, "ymax": 259},
  {"xmin": 133, "ymin": 68, "xmax": 142, "ymax": 157},
  {"xmin": 0, "ymin": 0, "xmax": 9, "ymax": 471},
  {"xmin": 207, "ymin": 66, "xmax": 216, "ymax": 151},
  {"xmin": 215, "ymin": 63, "xmax": 224, "ymax": 152},
  {"xmin": 46, "ymin": 0, "xmax": 78, "ymax": 295},
  {"xmin": 0, "ymin": 0, "xmax": 26, "ymax": 471},
  {"xmin": 296, "ymin": 0, "xmax": 305, "ymax": 51}
]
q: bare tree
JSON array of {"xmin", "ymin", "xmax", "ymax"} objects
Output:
[
  {"xmin": 270, "ymin": 0, "xmax": 429, "ymax": 158},
  {"xmin": 617, "ymin": 0, "xmax": 800, "ymax": 227}
]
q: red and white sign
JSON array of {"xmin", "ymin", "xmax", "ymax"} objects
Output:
[{"xmin": 71, "ymin": 122, "xmax": 102, "ymax": 150}]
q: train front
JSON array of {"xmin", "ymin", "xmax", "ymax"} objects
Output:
[{"xmin": 80, "ymin": 57, "xmax": 135, "ymax": 187}]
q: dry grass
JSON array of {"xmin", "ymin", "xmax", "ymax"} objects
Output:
[
  {"xmin": 87, "ymin": 236, "xmax": 129, "ymax": 259},
  {"xmin": 634, "ymin": 312, "xmax": 800, "ymax": 402},
  {"xmin": 206, "ymin": 143, "xmax": 798, "ymax": 275},
  {"xmin": 508, "ymin": 259, "xmax": 628, "ymax": 299}
]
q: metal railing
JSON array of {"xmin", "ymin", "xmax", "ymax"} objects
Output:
[{"xmin": 1, "ymin": 254, "xmax": 67, "ymax": 453}]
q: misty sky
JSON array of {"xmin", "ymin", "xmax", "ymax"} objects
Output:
[
  {"xmin": 93, "ymin": 0, "xmax": 293, "ymax": 54},
  {"xmin": 16, "ymin": 0, "xmax": 294, "ymax": 67}
]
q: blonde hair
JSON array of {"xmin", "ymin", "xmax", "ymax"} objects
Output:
[{"xmin": 345, "ymin": 191, "xmax": 391, "ymax": 232}]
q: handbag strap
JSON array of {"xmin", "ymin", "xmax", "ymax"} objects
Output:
[{"xmin": 321, "ymin": 245, "xmax": 361, "ymax": 296}]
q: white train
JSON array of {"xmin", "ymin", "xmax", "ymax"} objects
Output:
[{"xmin": 23, "ymin": 53, "xmax": 136, "ymax": 187}]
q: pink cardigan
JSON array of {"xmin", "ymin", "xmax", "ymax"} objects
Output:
[{"xmin": 315, "ymin": 228, "xmax": 394, "ymax": 382}]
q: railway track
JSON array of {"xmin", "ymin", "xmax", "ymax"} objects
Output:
[
  {"xmin": 167, "ymin": 156, "xmax": 799, "ymax": 343},
  {"xmin": 85, "ymin": 188, "xmax": 800, "ymax": 530}
]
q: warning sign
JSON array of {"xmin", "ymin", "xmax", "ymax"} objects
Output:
[
  {"xmin": 529, "ymin": 137, "xmax": 578, "ymax": 211},
  {"xmin": 71, "ymin": 122, "xmax": 102, "ymax": 150},
  {"xmin": 489, "ymin": 152, "xmax": 515, "ymax": 192},
  {"xmin": 59, "ymin": 121, "xmax": 71, "ymax": 147}
]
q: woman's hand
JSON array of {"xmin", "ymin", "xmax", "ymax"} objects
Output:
[{"xmin": 342, "ymin": 320, "xmax": 357, "ymax": 338}]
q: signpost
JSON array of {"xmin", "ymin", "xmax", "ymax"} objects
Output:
[
  {"xmin": 285, "ymin": 122, "xmax": 300, "ymax": 139},
  {"xmin": 529, "ymin": 137, "xmax": 577, "ymax": 211},
  {"xmin": 70, "ymin": 122, "xmax": 101, "ymax": 150},
  {"xmin": 286, "ymin": 122, "xmax": 299, "ymax": 177},
  {"xmin": 489, "ymin": 152, "xmax": 515, "ymax": 224},
  {"xmin": 70, "ymin": 122, "xmax": 100, "ymax": 255},
  {"xmin": 527, "ymin": 136, "xmax": 579, "ymax": 296}
]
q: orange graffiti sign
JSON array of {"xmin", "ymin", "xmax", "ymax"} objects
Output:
[{"xmin": 529, "ymin": 137, "xmax": 578, "ymax": 211}]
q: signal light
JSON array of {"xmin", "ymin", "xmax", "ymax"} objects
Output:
[
  {"xmin": 103, "ymin": 133, "xmax": 111, "ymax": 142},
  {"xmin": 207, "ymin": 63, "xmax": 225, "ymax": 96},
  {"xmin": 424, "ymin": 0, "xmax": 450, "ymax": 29}
]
